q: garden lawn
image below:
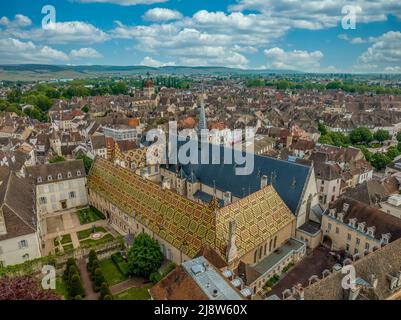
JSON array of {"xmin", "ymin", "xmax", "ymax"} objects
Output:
[
  {"xmin": 62, "ymin": 243, "xmax": 74, "ymax": 253},
  {"xmin": 53, "ymin": 234, "xmax": 72, "ymax": 246},
  {"xmin": 79, "ymin": 233, "xmax": 114, "ymax": 248},
  {"xmin": 77, "ymin": 227, "xmax": 107, "ymax": 240},
  {"xmin": 99, "ymin": 258, "xmax": 128, "ymax": 286},
  {"xmin": 55, "ymin": 277, "xmax": 68, "ymax": 299},
  {"xmin": 77, "ymin": 207, "xmax": 105, "ymax": 225},
  {"xmin": 113, "ymin": 285, "xmax": 152, "ymax": 300}
]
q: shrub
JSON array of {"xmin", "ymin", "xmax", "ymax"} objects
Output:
[
  {"xmin": 163, "ymin": 262, "xmax": 177, "ymax": 277},
  {"xmin": 69, "ymin": 274, "xmax": 85, "ymax": 298},
  {"xmin": 150, "ymin": 271, "xmax": 162, "ymax": 284},
  {"xmin": 99, "ymin": 282, "xmax": 112, "ymax": 300},
  {"xmin": 93, "ymin": 268, "xmax": 106, "ymax": 292},
  {"xmin": 74, "ymin": 295, "xmax": 83, "ymax": 300},
  {"xmin": 111, "ymin": 252, "xmax": 129, "ymax": 277}
]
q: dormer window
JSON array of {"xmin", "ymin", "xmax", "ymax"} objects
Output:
[
  {"xmin": 381, "ymin": 233, "xmax": 391, "ymax": 245},
  {"xmin": 77, "ymin": 170, "xmax": 81, "ymax": 176},
  {"xmin": 357, "ymin": 222, "xmax": 366, "ymax": 233},
  {"xmin": 37, "ymin": 177, "xmax": 42, "ymax": 183},
  {"xmin": 57, "ymin": 173, "xmax": 62, "ymax": 180},
  {"xmin": 348, "ymin": 218, "xmax": 357, "ymax": 228},
  {"xmin": 67, "ymin": 171, "xmax": 72, "ymax": 178},
  {"xmin": 367, "ymin": 226, "xmax": 376, "ymax": 238},
  {"xmin": 47, "ymin": 175, "xmax": 52, "ymax": 181},
  {"xmin": 337, "ymin": 212, "xmax": 344, "ymax": 222}
]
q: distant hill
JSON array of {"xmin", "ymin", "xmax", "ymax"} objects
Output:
[{"xmin": 0, "ymin": 64, "xmax": 301, "ymax": 81}]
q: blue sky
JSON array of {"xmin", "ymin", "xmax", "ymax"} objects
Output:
[{"xmin": 0, "ymin": 0, "xmax": 400, "ymax": 72}]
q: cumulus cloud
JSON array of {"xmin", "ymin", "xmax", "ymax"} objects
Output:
[
  {"xmin": 140, "ymin": 56, "xmax": 175, "ymax": 67},
  {"xmin": 0, "ymin": 38, "xmax": 69, "ymax": 64},
  {"xmin": 143, "ymin": 8, "xmax": 183, "ymax": 21},
  {"xmin": 70, "ymin": 47, "xmax": 103, "ymax": 59},
  {"xmin": 264, "ymin": 47, "xmax": 324, "ymax": 71},
  {"xmin": 0, "ymin": 14, "xmax": 31, "ymax": 28},
  {"xmin": 74, "ymin": 0, "xmax": 167, "ymax": 5},
  {"xmin": 229, "ymin": 0, "xmax": 401, "ymax": 27},
  {"xmin": 5, "ymin": 21, "xmax": 109, "ymax": 44},
  {"xmin": 356, "ymin": 31, "xmax": 401, "ymax": 72}
]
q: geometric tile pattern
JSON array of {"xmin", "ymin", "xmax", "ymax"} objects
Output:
[
  {"xmin": 215, "ymin": 185, "xmax": 295, "ymax": 259},
  {"xmin": 88, "ymin": 157, "xmax": 295, "ymax": 260},
  {"xmin": 88, "ymin": 157, "xmax": 215, "ymax": 257}
]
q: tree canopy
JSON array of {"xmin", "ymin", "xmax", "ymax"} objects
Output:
[{"xmin": 127, "ymin": 233, "xmax": 164, "ymax": 278}]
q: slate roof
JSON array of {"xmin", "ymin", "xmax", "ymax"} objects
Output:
[
  {"xmin": 304, "ymin": 237, "xmax": 401, "ymax": 300},
  {"xmin": 0, "ymin": 167, "xmax": 37, "ymax": 241},
  {"xmin": 164, "ymin": 142, "xmax": 312, "ymax": 214},
  {"xmin": 26, "ymin": 159, "xmax": 86, "ymax": 185}
]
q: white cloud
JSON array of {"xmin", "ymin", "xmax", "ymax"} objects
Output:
[
  {"xmin": 70, "ymin": 47, "xmax": 103, "ymax": 59},
  {"xmin": 0, "ymin": 38, "xmax": 69, "ymax": 64},
  {"xmin": 338, "ymin": 34, "xmax": 369, "ymax": 44},
  {"xmin": 74, "ymin": 0, "xmax": 167, "ymax": 5},
  {"xmin": 140, "ymin": 56, "xmax": 175, "ymax": 67},
  {"xmin": 6, "ymin": 21, "xmax": 109, "ymax": 44},
  {"xmin": 229, "ymin": 0, "xmax": 401, "ymax": 27},
  {"xmin": 385, "ymin": 66, "xmax": 401, "ymax": 73},
  {"xmin": 356, "ymin": 31, "xmax": 401, "ymax": 72},
  {"xmin": 143, "ymin": 8, "xmax": 183, "ymax": 22},
  {"xmin": 264, "ymin": 47, "xmax": 324, "ymax": 71},
  {"xmin": 0, "ymin": 14, "xmax": 31, "ymax": 28}
]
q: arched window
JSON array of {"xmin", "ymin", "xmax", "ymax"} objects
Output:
[
  {"xmin": 253, "ymin": 250, "xmax": 257, "ymax": 263},
  {"xmin": 273, "ymin": 236, "xmax": 277, "ymax": 249},
  {"xmin": 269, "ymin": 239, "xmax": 273, "ymax": 252}
]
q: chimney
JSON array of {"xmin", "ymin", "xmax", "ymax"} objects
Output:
[
  {"xmin": 223, "ymin": 191, "xmax": 232, "ymax": 206},
  {"xmin": 226, "ymin": 220, "xmax": 238, "ymax": 263},
  {"xmin": 261, "ymin": 175, "xmax": 268, "ymax": 189}
]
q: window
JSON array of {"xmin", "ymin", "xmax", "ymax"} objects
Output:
[
  {"xmin": 264, "ymin": 243, "xmax": 267, "ymax": 255},
  {"xmin": 269, "ymin": 239, "xmax": 273, "ymax": 252},
  {"xmin": 67, "ymin": 172, "xmax": 72, "ymax": 178},
  {"xmin": 57, "ymin": 173, "xmax": 62, "ymax": 179},
  {"xmin": 333, "ymin": 186, "xmax": 336, "ymax": 192},
  {"xmin": 19, "ymin": 240, "xmax": 28, "ymax": 249},
  {"xmin": 37, "ymin": 177, "xmax": 42, "ymax": 183},
  {"xmin": 22, "ymin": 253, "xmax": 29, "ymax": 261},
  {"xmin": 328, "ymin": 223, "xmax": 332, "ymax": 231},
  {"xmin": 69, "ymin": 191, "xmax": 76, "ymax": 199},
  {"xmin": 356, "ymin": 238, "xmax": 361, "ymax": 246},
  {"xmin": 347, "ymin": 233, "xmax": 352, "ymax": 241},
  {"xmin": 39, "ymin": 197, "xmax": 47, "ymax": 205},
  {"xmin": 354, "ymin": 248, "xmax": 359, "ymax": 254},
  {"xmin": 365, "ymin": 243, "xmax": 370, "ymax": 251},
  {"xmin": 259, "ymin": 246, "xmax": 262, "ymax": 259},
  {"xmin": 253, "ymin": 250, "xmax": 257, "ymax": 263},
  {"xmin": 335, "ymin": 227, "xmax": 339, "ymax": 234},
  {"xmin": 346, "ymin": 243, "xmax": 350, "ymax": 251},
  {"xmin": 273, "ymin": 236, "xmax": 277, "ymax": 249},
  {"xmin": 77, "ymin": 170, "xmax": 81, "ymax": 176},
  {"xmin": 47, "ymin": 175, "xmax": 52, "ymax": 181},
  {"xmin": 320, "ymin": 187, "xmax": 324, "ymax": 192}
]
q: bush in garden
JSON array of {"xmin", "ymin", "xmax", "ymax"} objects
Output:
[
  {"xmin": 99, "ymin": 282, "xmax": 112, "ymax": 300},
  {"xmin": 149, "ymin": 271, "xmax": 162, "ymax": 284},
  {"xmin": 69, "ymin": 274, "xmax": 85, "ymax": 298},
  {"xmin": 93, "ymin": 268, "xmax": 106, "ymax": 292}
]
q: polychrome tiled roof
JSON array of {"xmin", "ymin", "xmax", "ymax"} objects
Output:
[{"xmin": 88, "ymin": 157, "xmax": 216, "ymax": 257}]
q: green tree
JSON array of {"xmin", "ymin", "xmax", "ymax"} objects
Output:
[
  {"xmin": 69, "ymin": 274, "xmax": 85, "ymax": 298},
  {"xmin": 127, "ymin": 233, "xmax": 164, "ymax": 278},
  {"xmin": 81, "ymin": 105, "xmax": 90, "ymax": 113},
  {"xmin": 356, "ymin": 145, "xmax": 372, "ymax": 162},
  {"xmin": 49, "ymin": 155, "xmax": 66, "ymax": 163},
  {"xmin": 386, "ymin": 146, "xmax": 400, "ymax": 161},
  {"xmin": 370, "ymin": 153, "xmax": 390, "ymax": 171},
  {"xmin": 99, "ymin": 282, "xmax": 112, "ymax": 300},
  {"xmin": 349, "ymin": 127, "xmax": 372, "ymax": 145},
  {"xmin": 76, "ymin": 154, "xmax": 93, "ymax": 174},
  {"xmin": 318, "ymin": 122, "xmax": 327, "ymax": 136},
  {"xmin": 93, "ymin": 268, "xmax": 105, "ymax": 292},
  {"xmin": 396, "ymin": 131, "xmax": 401, "ymax": 142},
  {"xmin": 373, "ymin": 129, "xmax": 390, "ymax": 142}
]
